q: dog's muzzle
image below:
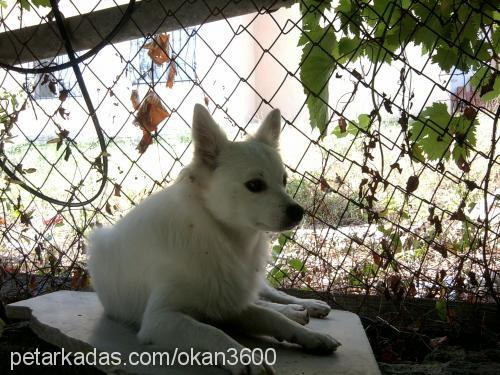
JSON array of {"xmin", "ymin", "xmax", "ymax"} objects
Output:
[{"xmin": 285, "ymin": 204, "xmax": 304, "ymax": 227}]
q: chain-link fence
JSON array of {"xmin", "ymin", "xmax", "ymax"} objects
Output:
[{"xmin": 0, "ymin": 0, "xmax": 498, "ymax": 332}]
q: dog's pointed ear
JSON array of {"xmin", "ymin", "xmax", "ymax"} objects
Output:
[
  {"xmin": 192, "ymin": 104, "xmax": 227, "ymax": 168},
  {"xmin": 254, "ymin": 109, "xmax": 281, "ymax": 148}
]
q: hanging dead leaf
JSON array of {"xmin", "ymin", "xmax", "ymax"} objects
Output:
[
  {"xmin": 319, "ymin": 176, "xmax": 333, "ymax": 193},
  {"xmin": 204, "ymin": 95, "xmax": 210, "ymax": 107},
  {"xmin": 134, "ymin": 91, "xmax": 170, "ymax": 133},
  {"xmin": 40, "ymin": 74, "xmax": 50, "ymax": 86},
  {"xmin": 352, "ymin": 69, "xmax": 363, "ymax": 80},
  {"xmin": 71, "ymin": 267, "xmax": 89, "ymax": 289},
  {"xmin": 399, "ymin": 67, "xmax": 405, "ymax": 83},
  {"xmin": 71, "ymin": 267, "xmax": 82, "ymax": 289},
  {"xmin": 390, "ymin": 162, "xmax": 402, "ymax": 173},
  {"xmin": 398, "ymin": 111, "xmax": 408, "ymax": 130},
  {"xmin": 464, "ymin": 179, "xmax": 479, "ymax": 190},
  {"xmin": 467, "ymin": 271, "xmax": 478, "ymax": 286},
  {"xmin": 59, "ymin": 89, "xmax": 69, "ymax": 102},
  {"xmin": 388, "ymin": 274, "xmax": 402, "ymax": 294},
  {"xmin": 20, "ymin": 209, "xmax": 34, "ymax": 226},
  {"xmin": 166, "ymin": 60, "xmax": 177, "ymax": 88},
  {"xmin": 372, "ymin": 251, "xmax": 382, "ymax": 266},
  {"xmin": 47, "ymin": 137, "xmax": 60, "ymax": 144},
  {"xmin": 64, "ymin": 146, "xmax": 71, "ymax": 161},
  {"xmin": 57, "ymin": 107, "xmax": 70, "ymax": 119},
  {"xmin": 450, "ymin": 209, "xmax": 466, "ymax": 221},
  {"xmin": 23, "ymin": 168, "xmax": 37, "ymax": 174},
  {"xmin": 406, "ymin": 175, "xmax": 419, "ymax": 194},
  {"xmin": 455, "ymin": 154, "xmax": 470, "ymax": 172},
  {"xmin": 144, "ymin": 33, "xmax": 170, "ymax": 65},
  {"xmin": 463, "ymin": 106, "xmax": 477, "ymax": 120},
  {"xmin": 480, "ymin": 71, "xmax": 497, "ymax": 97},
  {"xmin": 130, "ymin": 89, "xmax": 140, "ymax": 110},
  {"xmin": 383, "ymin": 98, "xmax": 393, "ymax": 114},
  {"xmin": 105, "ymin": 202, "xmax": 113, "ymax": 215},
  {"xmin": 48, "ymin": 81, "xmax": 57, "ymax": 95},
  {"xmin": 43, "ymin": 214, "xmax": 63, "ymax": 227},
  {"xmin": 433, "ymin": 243, "xmax": 448, "ymax": 258},
  {"xmin": 133, "ymin": 90, "xmax": 170, "ymax": 153},
  {"xmin": 137, "ymin": 131, "xmax": 153, "ymax": 154},
  {"xmin": 338, "ymin": 117, "xmax": 347, "ymax": 133},
  {"xmin": 114, "ymin": 183, "xmax": 122, "ymax": 197}
]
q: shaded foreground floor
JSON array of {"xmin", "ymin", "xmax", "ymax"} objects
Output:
[{"xmin": 5, "ymin": 291, "xmax": 380, "ymax": 374}]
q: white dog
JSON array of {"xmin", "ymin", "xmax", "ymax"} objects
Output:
[{"xmin": 88, "ymin": 104, "xmax": 340, "ymax": 374}]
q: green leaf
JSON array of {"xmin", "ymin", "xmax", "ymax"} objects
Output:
[
  {"xmin": 481, "ymin": 73, "xmax": 500, "ymax": 102},
  {"xmin": 357, "ymin": 114, "xmax": 371, "ymax": 131},
  {"xmin": 410, "ymin": 143, "xmax": 425, "ymax": 163},
  {"xmin": 269, "ymin": 267, "xmax": 286, "ymax": 286},
  {"xmin": 432, "ymin": 47, "xmax": 458, "ymax": 72},
  {"xmin": 272, "ymin": 245, "xmax": 282, "ymax": 260},
  {"xmin": 470, "ymin": 66, "xmax": 490, "ymax": 89},
  {"xmin": 337, "ymin": 36, "xmax": 363, "ymax": 64},
  {"xmin": 493, "ymin": 26, "xmax": 500, "ymax": 50},
  {"xmin": 435, "ymin": 299, "xmax": 447, "ymax": 321},
  {"xmin": 278, "ymin": 231, "xmax": 292, "ymax": 246},
  {"xmin": 410, "ymin": 103, "xmax": 453, "ymax": 161},
  {"xmin": 332, "ymin": 114, "xmax": 371, "ymax": 138},
  {"xmin": 336, "ymin": 0, "xmax": 363, "ymax": 36},
  {"xmin": 19, "ymin": 0, "xmax": 50, "ymax": 9},
  {"xmin": 300, "ymin": 26, "xmax": 337, "ymax": 136},
  {"xmin": 288, "ymin": 258, "xmax": 306, "ymax": 272},
  {"xmin": 0, "ymin": 1, "xmax": 7, "ymax": 9},
  {"xmin": 412, "ymin": 8, "xmax": 439, "ymax": 53}
]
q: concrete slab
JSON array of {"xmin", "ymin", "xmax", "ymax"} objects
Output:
[{"xmin": 7, "ymin": 291, "xmax": 380, "ymax": 374}]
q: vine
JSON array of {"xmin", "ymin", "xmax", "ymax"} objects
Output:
[{"xmin": 299, "ymin": 0, "xmax": 499, "ymax": 170}]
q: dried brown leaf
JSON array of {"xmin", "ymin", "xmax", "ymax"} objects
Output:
[
  {"xmin": 406, "ymin": 175, "xmax": 419, "ymax": 194},
  {"xmin": 144, "ymin": 33, "xmax": 170, "ymax": 65},
  {"xmin": 59, "ymin": 89, "xmax": 68, "ymax": 102},
  {"xmin": 338, "ymin": 117, "xmax": 347, "ymax": 133},
  {"xmin": 130, "ymin": 90, "xmax": 140, "ymax": 111},
  {"xmin": 114, "ymin": 183, "xmax": 122, "ymax": 197},
  {"xmin": 133, "ymin": 90, "xmax": 170, "ymax": 153},
  {"xmin": 166, "ymin": 61, "xmax": 177, "ymax": 88}
]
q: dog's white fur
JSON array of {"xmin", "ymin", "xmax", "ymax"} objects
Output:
[{"xmin": 88, "ymin": 105, "xmax": 340, "ymax": 374}]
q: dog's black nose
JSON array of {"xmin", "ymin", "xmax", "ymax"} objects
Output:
[{"xmin": 286, "ymin": 204, "xmax": 304, "ymax": 223}]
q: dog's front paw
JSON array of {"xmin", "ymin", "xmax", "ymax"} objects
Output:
[
  {"xmin": 226, "ymin": 351, "xmax": 275, "ymax": 375},
  {"xmin": 281, "ymin": 304, "xmax": 309, "ymax": 325},
  {"xmin": 297, "ymin": 332, "xmax": 341, "ymax": 354},
  {"xmin": 301, "ymin": 299, "xmax": 331, "ymax": 318}
]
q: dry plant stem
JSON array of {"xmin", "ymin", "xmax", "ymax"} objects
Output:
[{"xmin": 482, "ymin": 105, "xmax": 500, "ymax": 304}]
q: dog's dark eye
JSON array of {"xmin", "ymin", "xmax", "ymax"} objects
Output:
[
  {"xmin": 245, "ymin": 179, "xmax": 267, "ymax": 193},
  {"xmin": 283, "ymin": 175, "xmax": 287, "ymax": 186}
]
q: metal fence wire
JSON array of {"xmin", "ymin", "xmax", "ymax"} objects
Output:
[{"xmin": 0, "ymin": 0, "xmax": 499, "ymax": 323}]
